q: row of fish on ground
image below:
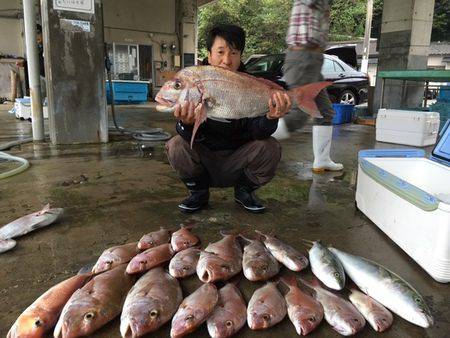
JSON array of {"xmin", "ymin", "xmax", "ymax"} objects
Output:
[{"xmin": 7, "ymin": 221, "xmax": 434, "ymax": 338}]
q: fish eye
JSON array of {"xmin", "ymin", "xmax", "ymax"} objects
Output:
[
  {"xmin": 334, "ymin": 272, "xmax": 340, "ymax": 278},
  {"xmin": 261, "ymin": 265, "xmax": 267, "ymax": 272},
  {"xmin": 308, "ymin": 316, "xmax": 316, "ymax": 322},
  {"xmin": 415, "ymin": 297, "xmax": 423, "ymax": 303},
  {"xmin": 182, "ymin": 266, "xmax": 190, "ymax": 270},
  {"xmin": 353, "ymin": 318, "xmax": 359, "ymax": 322},
  {"xmin": 226, "ymin": 320, "xmax": 233, "ymax": 327},
  {"xmin": 149, "ymin": 241, "xmax": 154, "ymax": 245},
  {"xmin": 34, "ymin": 318, "xmax": 42, "ymax": 327},
  {"xmin": 185, "ymin": 314, "xmax": 194, "ymax": 322},
  {"xmin": 262, "ymin": 314, "xmax": 271, "ymax": 322},
  {"xmin": 150, "ymin": 309, "xmax": 159, "ymax": 318},
  {"xmin": 84, "ymin": 312, "xmax": 95, "ymax": 320},
  {"xmin": 183, "ymin": 240, "xmax": 189, "ymax": 246},
  {"xmin": 174, "ymin": 80, "xmax": 182, "ymax": 90}
]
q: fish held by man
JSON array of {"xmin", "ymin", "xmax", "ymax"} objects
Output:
[{"xmin": 155, "ymin": 65, "xmax": 331, "ymax": 146}]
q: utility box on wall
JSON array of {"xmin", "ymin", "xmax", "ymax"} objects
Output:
[{"xmin": 41, "ymin": 0, "xmax": 108, "ymax": 144}]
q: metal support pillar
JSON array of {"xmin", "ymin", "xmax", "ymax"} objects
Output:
[{"xmin": 23, "ymin": 0, "xmax": 44, "ymax": 141}]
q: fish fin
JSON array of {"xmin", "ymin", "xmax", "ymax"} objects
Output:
[
  {"xmin": 301, "ymin": 238, "xmax": 316, "ymax": 249},
  {"xmin": 78, "ymin": 262, "xmax": 96, "ymax": 275},
  {"xmin": 289, "ymin": 81, "xmax": 332, "ymax": 118},
  {"xmin": 37, "ymin": 203, "xmax": 51, "ymax": 215},
  {"xmin": 190, "ymin": 103, "xmax": 206, "ymax": 148}
]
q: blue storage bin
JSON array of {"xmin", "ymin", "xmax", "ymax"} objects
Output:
[
  {"xmin": 332, "ymin": 103, "xmax": 355, "ymax": 124},
  {"xmin": 438, "ymin": 86, "xmax": 450, "ymax": 102},
  {"xmin": 106, "ymin": 81, "xmax": 149, "ymax": 104}
]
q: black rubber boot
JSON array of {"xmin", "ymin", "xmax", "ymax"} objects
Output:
[
  {"xmin": 234, "ymin": 174, "xmax": 266, "ymax": 213},
  {"xmin": 179, "ymin": 176, "xmax": 209, "ymax": 213}
]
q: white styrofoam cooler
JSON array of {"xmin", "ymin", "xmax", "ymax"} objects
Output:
[
  {"xmin": 376, "ymin": 109, "xmax": 440, "ymax": 147},
  {"xmin": 356, "ymin": 122, "xmax": 450, "ymax": 282},
  {"xmin": 14, "ymin": 97, "xmax": 48, "ymax": 120}
]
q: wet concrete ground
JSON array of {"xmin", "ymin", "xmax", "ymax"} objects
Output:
[{"xmin": 0, "ymin": 103, "xmax": 449, "ymax": 337}]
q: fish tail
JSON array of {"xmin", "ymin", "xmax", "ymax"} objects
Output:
[{"xmin": 288, "ymin": 82, "xmax": 332, "ymax": 118}]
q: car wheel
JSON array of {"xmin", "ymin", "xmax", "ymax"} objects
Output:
[{"xmin": 339, "ymin": 90, "xmax": 357, "ymax": 105}]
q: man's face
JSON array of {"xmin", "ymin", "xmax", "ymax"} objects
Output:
[{"xmin": 208, "ymin": 36, "xmax": 242, "ymax": 71}]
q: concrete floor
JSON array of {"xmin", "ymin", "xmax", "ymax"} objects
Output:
[{"xmin": 0, "ymin": 103, "xmax": 448, "ymax": 338}]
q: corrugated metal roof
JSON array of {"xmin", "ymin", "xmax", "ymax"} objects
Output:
[{"xmin": 429, "ymin": 42, "xmax": 450, "ymax": 56}]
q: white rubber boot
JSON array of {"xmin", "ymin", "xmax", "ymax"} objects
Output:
[
  {"xmin": 312, "ymin": 125, "xmax": 343, "ymax": 172},
  {"xmin": 272, "ymin": 117, "xmax": 290, "ymax": 140}
]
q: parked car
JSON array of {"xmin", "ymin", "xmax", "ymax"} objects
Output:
[{"xmin": 245, "ymin": 53, "xmax": 369, "ymax": 105}]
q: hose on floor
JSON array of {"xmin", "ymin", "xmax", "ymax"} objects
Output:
[
  {"xmin": 0, "ymin": 151, "xmax": 30, "ymax": 179},
  {"xmin": 105, "ymin": 49, "xmax": 171, "ymax": 143}
]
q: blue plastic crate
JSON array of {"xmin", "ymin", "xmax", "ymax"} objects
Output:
[
  {"xmin": 438, "ymin": 86, "xmax": 450, "ymax": 102},
  {"xmin": 332, "ymin": 103, "xmax": 355, "ymax": 124},
  {"xmin": 106, "ymin": 81, "xmax": 149, "ymax": 104}
]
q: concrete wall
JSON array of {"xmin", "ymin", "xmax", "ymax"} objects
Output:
[
  {"xmin": 0, "ymin": 0, "xmax": 23, "ymax": 57},
  {"xmin": 103, "ymin": 0, "xmax": 197, "ymax": 87},
  {"xmin": 374, "ymin": 0, "xmax": 435, "ymax": 109}
]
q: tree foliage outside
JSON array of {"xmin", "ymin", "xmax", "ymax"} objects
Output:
[{"xmin": 198, "ymin": 0, "xmax": 449, "ymax": 59}]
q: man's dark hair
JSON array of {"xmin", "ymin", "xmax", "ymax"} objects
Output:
[{"xmin": 206, "ymin": 24, "xmax": 245, "ymax": 53}]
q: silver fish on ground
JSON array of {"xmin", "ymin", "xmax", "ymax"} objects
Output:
[
  {"xmin": 348, "ymin": 288, "xmax": 393, "ymax": 332},
  {"xmin": 196, "ymin": 232, "xmax": 242, "ymax": 283},
  {"xmin": 54, "ymin": 264, "xmax": 134, "ymax": 338},
  {"xmin": 241, "ymin": 235, "xmax": 279, "ymax": 282},
  {"xmin": 92, "ymin": 242, "xmax": 140, "ymax": 274},
  {"xmin": 155, "ymin": 65, "xmax": 331, "ymax": 146},
  {"xmin": 255, "ymin": 230, "xmax": 309, "ymax": 271},
  {"xmin": 7, "ymin": 273, "xmax": 91, "ymax": 338},
  {"xmin": 169, "ymin": 247, "xmax": 201, "ymax": 278},
  {"xmin": 126, "ymin": 243, "xmax": 175, "ymax": 274},
  {"xmin": 247, "ymin": 282, "xmax": 287, "ymax": 330},
  {"xmin": 170, "ymin": 282, "xmax": 218, "ymax": 338},
  {"xmin": 170, "ymin": 224, "xmax": 199, "ymax": 252},
  {"xmin": 137, "ymin": 227, "xmax": 172, "ymax": 250},
  {"xmin": 280, "ymin": 275, "xmax": 324, "ymax": 336},
  {"xmin": 329, "ymin": 247, "xmax": 433, "ymax": 328},
  {"xmin": 120, "ymin": 267, "xmax": 183, "ymax": 338},
  {"xmin": 301, "ymin": 278, "xmax": 366, "ymax": 336},
  {"xmin": 308, "ymin": 240, "xmax": 345, "ymax": 290},
  {"xmin": 0, "ymin": 238, "xmax": 17, "ymax": 253},
  {"xmin": 207, "ymin": 283, "xmax": 247, "ymax": 338},
  {"xmin": 0, "ymin": 204, "xmax": 64, "ymax": 242}
]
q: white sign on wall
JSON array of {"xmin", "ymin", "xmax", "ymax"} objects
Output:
[{"xmin": 53, "ymin": 0, "xmax": 95, "ymax": 14}]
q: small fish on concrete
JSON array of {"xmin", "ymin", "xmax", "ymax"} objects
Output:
[
  {"xmin": 255, "ymin": 230, "xmax": 308, "ymax": 272},
  {"xmin": 120, "ymin": 267, "xmax": 183, "ymax": 338},
  {"xmin": 247, "ymin": 282, "xmax": 287, "ymax": 330},
  {"xmin": 207, "ymin": 283, "xmax": 247, "ymax": 338},
  {"xmin": 329, "ymin": 247, "xmax": 433, "ymax": 328},
  {"xmin": 54, "ymin": 264, "xmax": 134, "ymax": 338},
  {"xmin": 197, "ymin": 232, "xmax": 242, "ymax": 283},
  {"xmin": 307, "ymin": 240, "xmax": 345, "ymax": 290},
  {"xmin": 126, "ymin": 243, "xmax": 175, "ymax": 274},
  {"xmin": 7, "ymin": 273, "xmax": 91, "ymax": 338},
  {"xmin": 301, "ymin": 277, "xmax": 366, "ymax": 336},
  {"xmin": 280, "ymin": 275, "xmax": 324, "ymax": 336},
  {"xmin": 348, "ymin": 288, "xmax": 393, "ymax": 332},
  {"xmin": 137, "ymin": 227, "xmax": 172, "ymax": 250},
  {"xmin": 170, "ymin": 282, "xmax": 218, "ymax": 338},
  {"xmin": 92, "ymin": 242, "xmax": 140, "ymax": 274},
  {"xmin": 155, "ymin": 65, "xmax": 331, "ymax": 147},
  {"xmin": 0, "ymin": 204, "xmax": 64, "ymax": 248},
  {"xmin": 169, "ymin": 247, "xmax": 201, "ymax": 278},
  {"xmin": 0, "ymin": 238, "xmax": 17, "ymax": 253},
  {"xmin": 170, "ymin": 224, "xmax": 199, "ymax": 252},
  {"xmin": 241, "ymin": 235, "xmax": 279, "ymax": 282}
]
